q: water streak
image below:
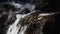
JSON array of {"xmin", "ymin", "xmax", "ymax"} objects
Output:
[
  {"xmin": 6, "ymin": 14, "xmax": 28, "ymax": 34},
  {"xmin": 6, "ymin": 1, "xmax": 56, "ymax": 34}
]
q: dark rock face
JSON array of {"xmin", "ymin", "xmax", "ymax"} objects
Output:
[
  {"xmin": 0, "ymin": 3, "xmax": 17, "ymax": 34},
  {"xmin": 43, "ymin": 14, "xmax": 60, "ymax": 34},
  {"xmin": 0, "ymin": 3, "xmax": 19, "ymax": 11},
  {"xmin": 0, "ymin": 15, "xmax": 8, "ymax": 34},
  {"xmin": 19, "ymin": 8, "xmax": 30, "ymax": 14},
  {"xmin": 0, "ymin": 0, "xmax": 60, "ymax": 34},
  {"xmin": 35, "ymin": 0, "xmax": 60, "ymax": 34},
  {"xmin": 35, "ymin": 0, "xmax": 60, "ymax": 13},
  {"xmin": 35, "ymin": 1, "xmax": 60, "ymax": 34},
  {"xmin": 48, "ymin": 0, "xmax": 60, "ymax": 13},
  {"xmin": 0, "ymin": 14, "xmax": 16, "ymax": 34}
]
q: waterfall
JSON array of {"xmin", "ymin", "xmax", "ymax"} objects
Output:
[
  {"xmin": 5, "ymin": 1, "xmax": 56, "ymax": 34},
  {"xmin": 6, "ymin": 2, "xmax": 36, "ymax": 34},
  {"xmin": 6, "ymin": 12, "xmax": 55, "ymax": 34},
  {"xmin": 0, "ymin": 0, "xmax": 60, "ymax": 34},
  {"xmin": 6, "ymin": 14, "xmax": 28, "ymax": 34}
]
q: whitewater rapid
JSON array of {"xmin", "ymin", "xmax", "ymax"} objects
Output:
[
  {"xmin": 6, "ymin": 2, "xmax": 35, "ymax": 34},
  {"xmin": 6, "ymin": 14, "xmax": 28, "ymax": 34},
  {"xmin": 6, "ymin": 2, "xmax": 56, "ymax": 34}
]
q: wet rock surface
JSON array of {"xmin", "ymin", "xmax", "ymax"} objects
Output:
[{"xmin": 0, "ymin": 0, "xmax": 60, "ymax": 34}]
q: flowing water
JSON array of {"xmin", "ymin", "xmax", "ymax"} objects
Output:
[
  {"xmin": 6, "ymin": 14, "xmax": 28, "ymax": 34},
  {"xmin": 1, "ymin": 1, "xmax": 56, "ymax": 34},
  {"xmin": 6, "ymin": 2, "xmax": 36, "ymax": 34},
  {"xmin": 0, "ymin": 0, "xmax": 60, "ymax": 34}
]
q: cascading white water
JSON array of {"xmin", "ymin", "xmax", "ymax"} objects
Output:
[
  {"xmin": 6, "ymin": 2, "xmax": 36, "ymax": 34},
  {"xmin": 6, "ymin": 14, "xmax": 28, "ymax": 34},
  {"xmin": 6, "ymin": 2, "xmax": 56, "ymax": 34}
]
